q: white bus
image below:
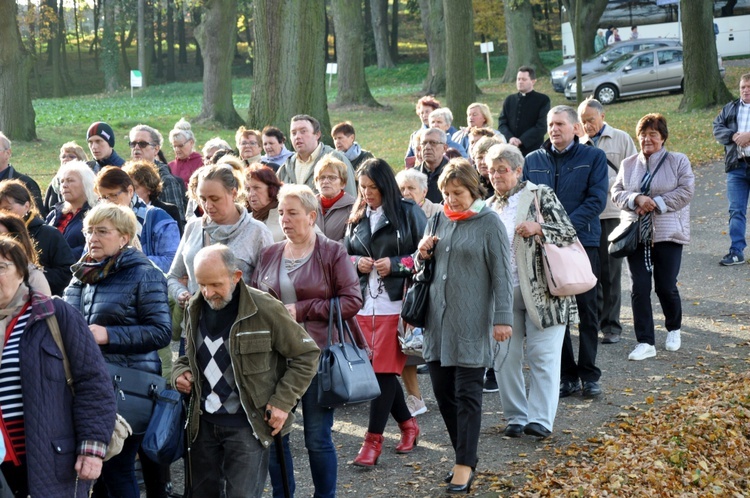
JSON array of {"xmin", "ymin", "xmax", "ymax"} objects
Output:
[{"xmin": 561, "ymin": 0, "xmax": 750, "ymax": 61}]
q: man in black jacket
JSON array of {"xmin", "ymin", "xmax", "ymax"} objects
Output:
[
  {"xmin": 0, "ymin": 132, "xmax": 45, "ymax": 216},
  {"xmin": 498, "ymin": 66, "xmax": 551, "ymax": 156}
]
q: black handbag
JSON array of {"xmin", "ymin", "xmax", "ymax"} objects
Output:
[
  {"xmin": 142, "ymin": 388, "xmax": 186, "ymax": 464},
  {"xmin": 608, "ymin": 218, "xmax": 640, "ymax": 258},
  {"xmin": 400, "ymin": 213, "xmax": 440, "ymax": 328},
  {"xmin": 317, "ymin": 297, "xmax": 380, "ymax": 408},
  {"xmin": 107, "ymin": 364, "xmax": 167, "ymax": 435}
]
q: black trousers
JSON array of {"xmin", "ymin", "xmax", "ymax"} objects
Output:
[
  {"xmin": 368, "ymin": 373, "xmax": 412, "ymax": 434},
  {"xmin": 427, "ymin": 362, "xmax": 484, "ymax": 468},
  {"xmin": 627, "ymin": 242, "xmax": 683, "ymax": 345},
  {"xmin": 561, "ymin": 246, "xmax": 602, "ymax": 383},
  {"xmin": 597, "ymin": 218, "xmax": 623, "ymax": 336}
]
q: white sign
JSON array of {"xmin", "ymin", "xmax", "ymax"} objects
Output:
[
  {"xmin": 480, "ymin": 42, "xmax": 495, "ymax": 54},
  {"xmin": 130, "ymin": 70, "xmax": 143, "ymax": 88},
  {"xmin": 326, "ymin": 63, "xmax": 338, "ymax": 75}
]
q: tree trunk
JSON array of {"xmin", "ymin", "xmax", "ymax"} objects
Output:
[
  {"xmin": 91, "ymin": 0, "xmax": 101, "ymax": 62},
  {"xmin": 0, "ymin": 0, "xmax": 37, "ymax": 140},
  {"xmin": 331, "ymin": 0, "xmax": 380, "ymax": 107},
  {"xmin": 561, "ymin": 0, "xmax": 608, "ymax": 61},
  {"xmin": 419, "ymin": 0, "xmax": 446, "ymax": 95},
  {"xmin": 138, "ymin": 0, "xmax": 146, "ymax": 86},
  {"xmin": 192, "ymin": 7, "xmax": 203, "ymax": 69},
  {"xmin": 119, "ymin": 28, "xmax": 132, "ymax": 73},
  {"xmin": 443, "ymin": 0, "xmax": 475, "ymax": 115},
  {"xmin": 389, "ymin": 0, "xmax": 398, "ymax": 62},
  {"xmin": 177, "ymin": 5, "xmax": 187, "ymax": 64},
  {"xmin": 678, "ymin": 0, "xmax": 732, "ymax": 111},
  {"xmin": 501, "ymin": 0, "xmax": 548, "ymax": 82},
  {"xmin": 144, "ymin": 0, "xmax": 155, "ymax": 84},
  {"xmin": 370, "ymin": 0, "xmax": 395, "ymax": 68},
  {"xmin": 102, "ymin": 0, "xmax": 119, "ymax": 92},
  {"xmin": 166, "ymin": 0, "xmax": 175, "ymax": 81},
  {"xmin": 73, "ymin": 0, "xmax": 83, "ymax": 69},
  {"xmin": 156, "ymin": 5, "xmax": 164, "ymax": 79},
  {"xmin": 195, "ymin": 0, "xmax": 243, "ymax": 127},
  {"xmin": 363, "ymin": 0, "xmax": 376, "ymax": 66},
  {"xmin": 248, "ymin": 0, "xmax": 332, "ymax": 140},
  {"xmin": 49, "ymin": 3, "xmax": 64, "ymax": 97}
]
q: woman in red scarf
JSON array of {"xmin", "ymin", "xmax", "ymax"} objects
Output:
[{"xmin": 314, "ymin": 156, "xmax": 356, "ymax": 243}]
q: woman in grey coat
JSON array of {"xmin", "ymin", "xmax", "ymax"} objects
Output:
[{"xmin": 416, "ymin": 158, "xmax": 513, "ymax": 494}]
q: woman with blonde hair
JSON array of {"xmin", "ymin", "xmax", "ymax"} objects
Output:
[
  {"xmin": 44, "ymin": 141, "xmax": 90, "ymax": 214},
  {"xmin": 453, "ymin": 103, "xmax": 499, "ymax": 153}
]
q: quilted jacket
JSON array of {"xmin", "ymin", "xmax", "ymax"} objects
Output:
[
  {"xmin": 19, "ymin": 293, "xmax": 116, "ymax": 497},
  {"xmin": 63, "ymin": 247, "xmax": 172, "ymax": 375}
]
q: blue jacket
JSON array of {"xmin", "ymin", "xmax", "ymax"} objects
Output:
[
  {"xmin": 19, "ymin": 293, "xmax": 116, "ymax": 497},
  {"xmin": 45, "ymin": 202, "xmax": 90, "ymax": 261},
  {"xmin": 134, "ymin": 199, "xmax": 180, "ymax": 273},
  {"xmin": 523, "ymin": 138, "xmax": 608, "ymax": 247},
  {"xmin": 63, "ymin": 248, "xmax": 172, "ymax": 375}
]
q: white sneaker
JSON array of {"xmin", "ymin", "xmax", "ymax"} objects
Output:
[
  {"xmin": 406, "ymin": 395, "xmax": 427, "ymax": 416},
  {"xmin": 628, "ymin": 343, "xmax": 656, "ymax": 361},
  {"xmin": 665, "ymin": 330, "xmax": 681, "ymax": 351}
]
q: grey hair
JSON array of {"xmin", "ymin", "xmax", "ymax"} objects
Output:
[
  {"xmin": 169, "ymin": 118, "xmax": 195, "ymax": 144},
  {"xmin": 277, "ymin": 184, "xmax": 319, "ymax": 214},
  {"xmin": 56, "ymin": 160, "xmax": 99, "ymax": 208},
  {"xmin": 486, "ymin": 144, "xmax": 525, "ymax": 171},
  {"xmin": 0, "ymin": 132, "xmax": 10, "ymax": 150},
  {"xmin": 430, "ymin": 107, "xmax": 454, "ymax": 126},
  {"xmin": 195, "ymin": 244, "xmax": 240, "ymax": 275},
  {"xmin": 471, "ymin": 136, "xmax": 505, "ymax": 159},
  {"xmin": 577, "ymin": 97, "xmax": 604, "ymax": 117},
  {"xmin": 395, "ymin": 168, "xmax": 428, "ymax": 192},
  {"xmin": 423, "ymin": 127, "xmax": 447, "ymax": 144},
  {"xmin": 202, "ymin": 137, "xmax": 233, "ymax": 157},
  {"xmin": 130, "ymin": 124, "xmax": 164, "ymax": 147},
  {"xmin": 548, "ymin": 105, "xmax": 579, "ymax": 126}
]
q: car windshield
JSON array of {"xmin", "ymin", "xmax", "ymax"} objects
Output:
[{"xmin": 606, "ymin": 53, "xmax": 636, "ymax": 72}]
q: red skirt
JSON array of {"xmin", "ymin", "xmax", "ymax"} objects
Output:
[{"xmin": 356, "ymin": 314, "xmax": 407, "ymax": 374}]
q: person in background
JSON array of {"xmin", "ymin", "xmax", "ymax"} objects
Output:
[
  {"xmin": 122, "ymin": 160, "xmax": 183, "ymax": 234},
  {"xmin": 452, "ymin": 103, "xmax": 497, "ymax": 153},
  {"xmin": 46, "ymin": 160, "xmax": 98, "ymax": 261},
  {"xmin": 331, "ymin": 121, "xmax": 374, "ymax": 170},
  {"xmin": 260, "ymin": 126, "xmax": 294, "ymax": 172},
  {"xmin": 578, "ymin": 98, "xmax": 637, "ymax": 345},
  {"xmin": 253, "ymin": 185, "xmax": 363, "ymax": 498},
  {"xmin": 314, "ymin": 156, "xmax": 356, "ymax": 242},
  {"xmin": 498, "ymin": 66, "xmax": 551, "ymax": 157},
  {"xmin": 429, "ymin": 108, "xmax": 469, "ymax": 158},
  {"xmin": 0, "ymin": 213, "xmax": 51, "ymax": 296},
  {"xmin": 595, "ymin": 30, "xmax": 606, "ymax": 52},
  {"xmin": 416, "ymin": 158, "xmax": 513, "ymax": 493},
  {"xmin": 612, "ymin": 113, "xmax": 694, "ymax": 361},
  {"xmin": 245, "ymin": 163, "xmax": 284, "ymax": 242},
  {"xmin": 168, "ymin": 118, "xmax": 202, "ymax": 190},
  {"xmin": 44, "ymin": 141, "xmax": 89, "ymax": 214},
  {"xmin": 405, "ymin": 96, "xmax": 449, "ymax": 168},
  {"xmin": 605, "ymin": 25, "xmax": 614, "ymax": 45},
  {"xmin": 344, "ymin": 158, "xmax": 427, "ymax": 468},
  {"xmin": 85, "ymin": 121, "xmax": 125, "ymax": 173},
  {"xmin": 0, "ymin": 237, "xmax": 115, "ymax": 498},
  {"xmin": 0, "ymin": 132, "xmax": 45, "ymax": 218},
  {"xmin": 236, "ymin": 127, "xmax": 263, "ymax": 166},
  {"xmin": 63, "ymin": 203, "xmax": 171, "ymax": 498},
  {"xmin": 201, "ymin": 137, "xmax": 234, "ymax": 165},
  {"xmin": 487, "ymin": 144, "xmax": 578, "ymax": 440},
  {"xmin": 415, "ymin": 128, "xmax": 450, "ymax": 203},
  {"xmin": 712, "ymin": 72, "xmax": 750, "ymax": 266},
  {"xmin": 173, "ymin": 245, "xmax": 319, "ymax": 498},
  {"xmin": 630, "ymin": 25, "xmax": 639, "ymax": 40},
  {"xmin": 0, "ymin": 179, "xmax": 75, "ymax": 296},
  {"xmin": 471, "ymin": 136, "xmax": 506, "ymax": 200},
  {"xmin": 608, "ymin": 27, "xmax": 621, "ymax": 45}
]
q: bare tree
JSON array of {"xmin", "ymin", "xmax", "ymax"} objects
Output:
[
  {"xmin": 444, "ymin": 0, "xmax": 475, "ymax": 113},
  {"xmin": 370, "ymin": 0, "xmax": 395, "ymax": 68},
  {"xmin": 501, "ymin": 0, "xmax": 547, "ymax": 83},
  {"xmin": 419, "ymin": 0, "xmax": 446, "ymax": 95},
  {"xmin": 0, "ymin": 0, "xmax": 36, "ymax": 139}
]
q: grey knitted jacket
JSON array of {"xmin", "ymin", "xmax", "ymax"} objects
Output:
[{"xmin": 418, "ymin": 208, "xmax": 514, "ymax": 369}]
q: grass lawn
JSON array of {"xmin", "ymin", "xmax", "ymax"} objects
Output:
[{"xmin": 10, "ymin": 55, "xmax": 749, "ymax": 190}]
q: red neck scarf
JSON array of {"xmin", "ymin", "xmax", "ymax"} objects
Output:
[
  {"xmin": 320, "ymin": 190, "xmax": 345, "ymax": 215},
  {"xmin": 442, "ymin": 199, "xmax": 485, "ymax": 222}
]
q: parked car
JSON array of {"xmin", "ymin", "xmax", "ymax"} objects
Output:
[
  {"xmin": 550, "ymin": 38, "xmax": 682, "ymax": 92},
  {"xmin": 564, "ymin": 47, "xmax": 725, "ymax": 105}
]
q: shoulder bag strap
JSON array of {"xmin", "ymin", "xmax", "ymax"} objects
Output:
[
  {"xmin": 46, "ymin": 309, "xmax": 75, "ymax": 396},
  {"xmin": 327, "ymin": 297, "xmax": 336, "ymax": 347},
  {"xmin": 641, "ymin": 152, "xmax": 669, "ymax": 196}
]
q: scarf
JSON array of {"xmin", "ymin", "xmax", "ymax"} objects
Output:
[
  {"xmin": 443, "ymin": 198, "xmax": 485, "ymax": 221},
  {"xmin": 320, "ymin": 190, "xmax": 345, "ymax": 215},
  {"xmin": 344, "ymin": 142, "xmax": 362, "ymax": 162},
  {"xmin": 71, "ymin": 248, "xmax": 127, "ymax": 285},
  {"xmin": 251, "ymin": 199, "xmax": 278, "ymax": 222},
  {"xmin": 491, "ymin": 181, "xmax": 526, "ymax": 210},
  {"xmin": 0, "ymin": 283, "xmax": 31, "ymax": 345},
  {"xmin": 262, "ymin": 146, "xmax": 294, "ymax": 166}
]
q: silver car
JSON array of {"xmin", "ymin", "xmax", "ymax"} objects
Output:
[
  {"xmin": 550, "ymin": 38, "xmax": 682, "ymax": 92},
  {"xmin": 564, "ymin": 47, "xmax": 725, "ymax": 104}
]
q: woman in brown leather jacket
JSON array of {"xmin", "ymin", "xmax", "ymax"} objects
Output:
[{"xmin": 252, "ymin": 184, "xmax": 362, "ymax": 498}]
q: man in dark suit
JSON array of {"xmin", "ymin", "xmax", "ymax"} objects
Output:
[{"xmin": 498, "ymin": 66, "xmax": 551, "ymax": 157}]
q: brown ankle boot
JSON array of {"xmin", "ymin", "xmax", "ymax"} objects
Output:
[
  {"xmin": 395, "ymin": 417, "xmax": 420, "ymax": 453},
  {"xmin": 353, "ymin": 432, "xmax": 384, "ymax": 467}
]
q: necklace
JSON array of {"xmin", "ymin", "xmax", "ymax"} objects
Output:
[{"xmin": 284, "ymin": 235, "xmax": 314, "ymax": 271}]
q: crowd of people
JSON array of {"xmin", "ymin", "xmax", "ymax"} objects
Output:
[{"xmin": 0, "ymin": 68, "xmax": 747, "ymax": 498}]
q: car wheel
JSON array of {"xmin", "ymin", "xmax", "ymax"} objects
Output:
[{"xmin": 595, "ymin": 84, "xmax": 617, "ymax": 105}]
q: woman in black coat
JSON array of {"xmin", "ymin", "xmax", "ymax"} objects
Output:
[{"xmin": 0, "ymin": 179, "xmax": 75, "ymax": 296}]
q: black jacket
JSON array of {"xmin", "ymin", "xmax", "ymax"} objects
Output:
[
  {"xmin": 712, "ymin": 98, "xmax": 748, "ymax": 173},
  {"xmin": 415, "ymin": 157, "xmax": 449, "ymax": 204},
  {"xmin": 2, "ymin": 165, "xmax": 45, "ymax": 217},
  {"xmin": 27, "ymin": 215, "xmax": 75, "ymax": 296},
  {"xmin": 344, "ymin": 199, "xmax": 427, "ymax": 302},
  {"xmin": 45, "ymin": 202, "xmax": 90, "ymax": 261},
  {"xmin": 498, "ymin": 90, "xmax": 551, "ymax": 156}
]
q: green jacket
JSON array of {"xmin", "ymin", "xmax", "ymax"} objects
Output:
[{"xmin": 172, "ymin": 283, "xmax": 320, "ymax": 448}]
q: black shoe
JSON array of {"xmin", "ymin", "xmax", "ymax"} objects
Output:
[
  {"xmin": 503, "ymin": 424, "xmax": 524, "ymax": 438},
  {"xmin": 443, "ymin": 471, "xmax": 454, "ymax": 484},
  {"xmin": 559, "ymin": 380, "xmax": 580, "ymax": 398},
  {"xmin": 483, "ymin": 369, "xmax": 499, "ymax": 393},
  {"xmin": 602, "ymin": 333, "xmax": 621, "ymax": 344},
  {"xmin": 582, "ymin": 381, "xmax": 602, "ymax": 397},
  {"xmin": 523, "ymin": 422, "xmax": 552, "ymax": 439},
  {"xmin": 446, "ymin": 470, "xmax": 475, "ymax": 494},
  {"xmin": 416, "ymin": 364, "xmax": 429, "ymax": 374}
]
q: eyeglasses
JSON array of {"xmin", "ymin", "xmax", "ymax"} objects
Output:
[
  {"xmin": 98, "ymin": 191, "xmax": 127, "ymax": 202},
  {"xmin": 0, "ymin": 262, "xmax": 15, "ymax": 275},
  {"xmin": 317, "ymin": 175, "xmax": 340, "ymax": 183},
  {"xmin": 240, "ymin": 141, "xmax": 258, "ymax": 147},
  {"xmin": 84, "ymin": 227, "xmax": 119, "ymax": 239},
  {"xmin": 129, "ymin": 141, "xmax": 154, "ymax": 149},
  {"xmin": 420, "ymin": 140, "xmax": 445, "ymax": 148}
]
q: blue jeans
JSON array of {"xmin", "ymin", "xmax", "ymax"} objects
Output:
[
  {"xmin": 191, "ymin": 419, "xmax": 269, "ymax": 498},
  {"xmin": 93, "ymin": 434, "xmax": 143, "ymax": 498},
  {"xmin": 269, "ymin": 374, "xmax": 336, "ymax": 498},
  {"xmin": 727, "ymin": 165, "xmax": 750, "ymax": 254}
]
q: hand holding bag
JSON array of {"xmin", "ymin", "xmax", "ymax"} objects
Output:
[
  {"xmin": 317, "ymin": 297, "xmax": 381, "ymax": 408},
  {"xmin": 533, "ymin": 192, "xmax": 597, "ymax": 296},
  {"xmin": 400, "ymin": 213, "xmax": 441, "ymax": 328},
  {"xmin": 608, "ymin": 218, "xmax": 640, "ymax": 258}
]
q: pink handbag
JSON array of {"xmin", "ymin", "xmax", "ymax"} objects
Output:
[{"xmin": 533, "ymin": 192, "xmax": 597, "ymax": 297}]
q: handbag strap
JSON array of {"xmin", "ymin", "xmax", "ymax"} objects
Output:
[
  {"xmin": 46, "ymin": 310, "xmax": 75, "ymax": 396},
  {"xmin": 326, "ymin": 297, "xmax": 336, "ymax": 347},
  {"xmin": 533, "ymin": 190, "xmax": 545, "ymax": 225},
  {"xmin": 640, "ymin": 151, "xmax": 669, "ymax": 196}
]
